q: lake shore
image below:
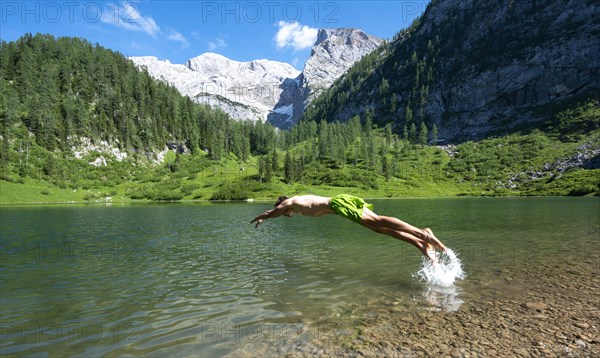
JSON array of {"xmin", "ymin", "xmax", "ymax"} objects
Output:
[
  {"xmin": 260, "ymin": 252, "xmax": 600, "ymax": 357},
  {"xmin": 2, "ymin": 193, "xmax": 599, "ymax": 206}
]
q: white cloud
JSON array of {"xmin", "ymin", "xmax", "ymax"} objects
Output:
[
  {"xmin": 275, "ymin": 21, "xmax": 318, "ymax": 51},
  {"xmin": 101, "ymin": 3, "xmax": 189, "ymax": 48},
  {"xmin": 101, "ymin": 2, "xmax": 160, "ymax": 37},
  {"xmin": 167, "ymin": 30, "xmax": 190, "ymax": 48},
  {"xmin": 208, "ymin": 33, "xmax": 228, "ymax": 51}
]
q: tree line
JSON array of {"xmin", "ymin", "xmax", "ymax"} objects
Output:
[
  {"xmin": 255, "ymin": 111, "xmax": 439, "ymax": 185},
  {"xmin": 0, "ymin": 33, "xmax": 443, "ymax": 191},
  {"xmin": 0, "ymin": 34, "xmax": 279, "ymax": 167}
]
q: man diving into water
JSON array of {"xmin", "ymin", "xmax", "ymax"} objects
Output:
[{"xmin": 250, "ymin": 194, "xmax": 447, "ymax": 261}]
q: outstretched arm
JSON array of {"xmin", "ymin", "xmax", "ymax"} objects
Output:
[{"xmin": 250, "ymin": 202, "xmax": 292, "ymax": 228}]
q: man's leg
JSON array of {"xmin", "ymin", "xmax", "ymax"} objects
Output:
[
  {"xmin": 362, "ymin": 207, "xmax": 446, "ymax": 251},
  {"xmin": 423, "ymin": 228, "xmax": 445, "ymax": 251},
  {"xmin": 361, "ymin": 222, "xmax": 437, "ymax": 260}
]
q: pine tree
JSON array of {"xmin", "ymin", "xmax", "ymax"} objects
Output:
[
  {"xmin": 419, "ymin": 122, "xmax": 428, "ymax": 145},
  {"xmin": 271, "ymin": 149, "xmax": 279, "ymax": 175},
  {"xmin": 379, "ymin": 140, "xmax": 387, "ymax": 157},
  {"xmin": 265, "ymin": 157, "xmax": 272, "ymax": 183},
  {"xmin": 333, "ymin": 130, "xmax": 346, "ymax": 166},
  {"xmin": 349, "ymin": 115, "xmax": 361, "ymax": 142},
  {"xmin": 318, "ymin": 120, "xmax": 329, "ymax": 159},
  {"xmin": 411, "ymin": 51, "xmax": 417, "ymax": 65},
  {"xmin": 368, "ymin": 135, "xmax": 377, "ymax": 170},
  {"xmin": 364, "ymin": 110, "xmax": 374, "ymax": 137},
  {"xmin": 390, "ymin": 152, "xmax": 398, "ymax": 178},
  {"xmin": 409, "ymin": 123, "xmax": 417, "ymax": 144},
  {"xmin": 403, "ymin": 125, "xmax": 409, "ymax": 142},
  {"xmin": 258, "ymin": 156, "xmax": 265, "ymax": 182},
  {"xmin": 296, "ymin": 155, "xmax": 304, "ymax": 182},
  {"xmin": 390, "ymin": 94, "xmax": 397, "ymax": 114},
  {"xmin": 379, "ymin": 78, "xmax": 389, "ymax": 97},
  {"xmin": 405, "ymin": 104, "xmax": 413, "ymax": 123},
  {"xmin": 382, "ymin": 156, "xmax": 391, "ymax": 181},
  {"xmin": 258, "ymin": 155, "xmax": 273, "ymax": 183},
  {"xmin": 241, "ymin": 137, "xmax": 250, "ymax": 161},
  {"xmin": 385, "ymin": 123, "xmax": 393, "ymax": 148},
  {"xmin": 380, "ymin": 141, "xmax": 389, "ymax": 180},
  {"xmin": 284, "ymin": 151, "xmax": 295, "ymax": 183},
  {"xmin": 432, "ymin": 123, "xmax": 438, "ymax": 144}
]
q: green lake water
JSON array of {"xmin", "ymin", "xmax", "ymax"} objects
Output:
[{"xmin": 1, "ymin": 198, "xmax": 599, "ymax": 356}]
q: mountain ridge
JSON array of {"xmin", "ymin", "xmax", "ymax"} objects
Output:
[
  {"xmin": 130, "ymin": 27, "xmax": 382, "ymax": 128},
  {"xmin": 131, "ymin": 53, "xmax": 300, "ymax": 122},
  {"xmin": 303, "ymin": 0, "xmax": 600, "ymax": 143}
]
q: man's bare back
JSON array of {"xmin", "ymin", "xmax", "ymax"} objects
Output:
[{"xmin": 281, "ymin": 195, "xmax": 334, "ymax": 217}]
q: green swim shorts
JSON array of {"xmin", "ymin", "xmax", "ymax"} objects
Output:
[{"xmin": 329, "ymin": 194, "xmax": 374, "ymax": 224}]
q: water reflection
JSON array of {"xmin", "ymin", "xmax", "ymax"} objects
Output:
[
  {"xmin": 411, "ymin": 248, "xmax": 466, "ymax": 312},
  {"xmin": 420, "ymin": 284, "xmax": 464, "ymax": 312}
]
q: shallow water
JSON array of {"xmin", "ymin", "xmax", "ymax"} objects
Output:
[{"xmin": 0, "ymin": 198, "xmax": 598, "ymax": 356}]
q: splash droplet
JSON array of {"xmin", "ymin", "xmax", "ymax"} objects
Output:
[{"xmin": 413, "ymin": 248, "xmax": 465, "ymax": 287}]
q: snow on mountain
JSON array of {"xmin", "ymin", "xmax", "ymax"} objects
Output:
[
  {"xmin": 131, "ymin": 53, "xmax": 300, "ymax": 122},
  {"xmin": 130, "ymin": 28, "xmax": 382, "ymax": 128}
]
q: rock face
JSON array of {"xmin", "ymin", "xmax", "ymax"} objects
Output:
[
  {"xmin": 305, "ymin": 0, "xmax": 600, "ymax": 142},
  {"xmin": 130, "ymin": 53, "xmax": 301, "ymax": 122},
  {"xmin": 268, "ymin": 28, "xmax": 383, "ymax": 128},
  {"xmin": 130, "ymin": 28, "xmax": 382, "ymax": 128},
  {"xmin": 305, "ymin": 28, "xmax": 383, "ymax": 96}
]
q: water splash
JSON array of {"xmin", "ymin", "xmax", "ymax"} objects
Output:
[{"xmin": 413, "ymin": 248, "xmax": 465, "ymax": 288}]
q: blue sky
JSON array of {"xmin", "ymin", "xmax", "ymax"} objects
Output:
[{"xmin": 1, "ymin": 1, "xmax": 429, "ymax": 69}]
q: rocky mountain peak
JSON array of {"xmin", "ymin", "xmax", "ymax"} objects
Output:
[
  {"xmin": 314, "ymin": 28, "xmax": 373, "ymax": 48},
  {"xmin": 304, "ymin": 28, "xmax": 382, "ymax": 91},
  {"xmin": 268, "ymin": 28, "xmax": 383, "ymax": 128},
  {"xmin": 130, "ymin": 27, "xmax": 382, "ymax": 128}
]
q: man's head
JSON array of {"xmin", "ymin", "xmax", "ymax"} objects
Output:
[
  {"xmin": 274, "ymin": 196, "xmax": 294, "ymax": 217},
  {"xmin": 274, "ymin": 196, "xmax": 288, "ymax": 207}
]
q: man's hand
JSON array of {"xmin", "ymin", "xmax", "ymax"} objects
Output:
[
  {"xmin": 250, "ymin": 217, "xmax": 263, "ymax": 228},
  {"xmin": 250, "ymin": 210, "xmax": 272, "ymax": 228}
]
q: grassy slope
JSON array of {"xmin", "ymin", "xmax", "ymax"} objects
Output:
[{"xmin": 2, "ymin": 128, "xmax": 597, "ymax": 205}]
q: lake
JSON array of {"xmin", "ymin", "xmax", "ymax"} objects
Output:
[{"xmin": 1, "ymin": 198, "xmax": 598, "ymax": 357}]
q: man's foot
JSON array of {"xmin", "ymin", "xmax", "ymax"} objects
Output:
[
  {"xmin": 423, "ymin": 243, "xmax": 438, "ymax": 263},
  {"xmin": 423, "ymin": 228, "xmax": 446, "ymax": 252}
]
